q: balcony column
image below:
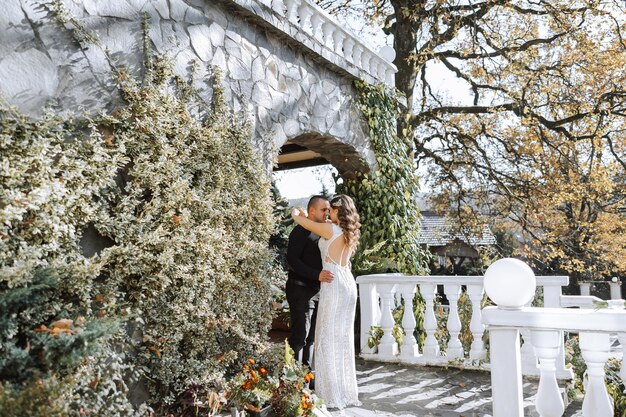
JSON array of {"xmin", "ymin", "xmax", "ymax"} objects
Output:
[
  {"xmin": 342, "ymin": 37, "xmax": 355, "ymax": 62},
  {"xmin": 531, "ymin": 330, "xmax": 565, "ymax": 417},
  {"xmin": 271, "ymin": 0, "xmax": 285, "ymax": 15},
  {"xmin": 285, "ymin": 0, "xmax": 301, "ymax": 24},
  {"xmin": 579, "ymin": 282, "xmax": 591, "ymax": 296},
  {"xmin": 580, "ymin": 332, "xmax": 613, "ymax": 417},
  {"xmin": 542, "ymin": 282, "xmax": 573, "ymax": 379},
  {"xmin": 399, "ymin": 282, "xmax": 420, "ymax": 358},
  {"xmin": 332, "ymin": 31, "xmax": 345, "ymax": 54},
  {"xmin": 310, "ymin": 13, "xmax": 324, "ymax": 43},
  {"xmin": 444, "ymin": 283, "xmax": 463, "ymax": 359},
  {"xmin": 297, "ymin": 4, "xmax": 313, "ymax": 34},
  {"xmin": 420, "ymin": 283, "xmax": 439, "ymax": 358},
  {"xmin": 467, "ymin": 284, "xmax": 486, "ymax": 360},
  {"xmin": 378, "ymin": 283, "xmax": 398, "ymax": 357},
  {"xmin": 618, "ymin": 333, "xmax": 626, "ymax": 385},
  {"xmin": 610, "ymin": 279, "xmax": 622, "ymax": 300},
  {"xmin": 321, "ymin": 21, "xmax": 334, "ymax": 49},
  {"xmin": 358, "ymin": 282, "xmax": 380, "ymax": 354},
  {"xmin": 360, "ymin": 50, "xmax": 372, "ymax": 73},
  {"xmin": 489, "ymin": 328, "xmax": 524, "ymax": 417}
]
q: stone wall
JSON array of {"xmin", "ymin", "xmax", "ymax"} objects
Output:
[{"xmin": 0, "ymin": 0, "xmax": 378, "ymax": 175}]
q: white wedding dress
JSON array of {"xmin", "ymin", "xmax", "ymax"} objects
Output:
[{"xmin": 314, "ymin": 224, "xmax": 360, "ymax": 409}]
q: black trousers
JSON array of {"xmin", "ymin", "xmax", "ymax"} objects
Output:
[{"xmin": 285, "ymin": 279, "xmax": 319, "ymax": 367}]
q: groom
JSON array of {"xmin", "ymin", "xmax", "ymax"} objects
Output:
[{"xmin": 286, "ymin": 195, "xmax": 333, "ymax": 367}]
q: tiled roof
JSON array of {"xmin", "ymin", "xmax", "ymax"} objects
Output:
[{"xmin": 416, "ymin": 212, "xmax": 496, "ymax": 246}]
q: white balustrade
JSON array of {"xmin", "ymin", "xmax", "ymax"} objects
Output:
[
  {"xmin": 378, "ymin": 283, "xmax": 399, "ymax": 357},
  {"xmin": 285, "ymin": 0, "xmax": 301, "ymax": 24},
  {"xmin": 297, "ymin": 4, "xmax": 313, "ymax": 34},
  {"xmin": 467, "ymin": 284, "xmax": 486, "ymax": 360},
  {"xmin": 482, "ymin": 258, "xmax": 626, "ymax": 417},
  {"xmin": 532, "ymin": 330, "xmax": 565, "ymax": 417},
  {"xmin": 355, "ymin": 273, "xmax": 571, "ymax": 369},
  {"xmin": 444, "ymin": 283, "xmax": 463, "ymax": 359},
  {"xmin": 271, "ymin": 0, "xmax": 285, "ymax": 15},
  {"xmin": 399, "ymin": 282, "xmax": 419, "ymax": 358}
]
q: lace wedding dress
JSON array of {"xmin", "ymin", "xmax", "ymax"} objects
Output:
[{"xmin": 314, "ymin": 224, "xmax": 360, "ymax": 409}]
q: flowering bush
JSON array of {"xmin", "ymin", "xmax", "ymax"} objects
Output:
[{"xmin": 228, "ymin": 358, "xmax": 274, "ymax": 413}]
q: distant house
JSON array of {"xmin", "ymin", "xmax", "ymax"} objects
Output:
[{"xmin": 416, "ymin": 211, "xmax": 497, "ymax": 271}]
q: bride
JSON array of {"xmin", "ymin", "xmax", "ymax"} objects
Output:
[{"xmin": 290, "ymin": 194, "xmax": 361, "ymax": 410}]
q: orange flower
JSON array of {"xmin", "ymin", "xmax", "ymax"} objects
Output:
[
  {"xmin": 304, "ymin": 372, "xmax": 314, "ymax": 382},
  {"xmin": 247, "ymin": 358, "xmax": 255, "ymax": 365},
  {"xmin": 259, "ymin": 367, "xmax": 267, "ymax": 376},
  {"xmin": 243, "ymin": 364, "xmax": 250, "ymax": 371}
]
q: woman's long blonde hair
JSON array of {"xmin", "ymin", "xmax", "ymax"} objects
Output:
[{"xmin": 330, "ymin": 194, "xmax": 361, "ymax": 254}]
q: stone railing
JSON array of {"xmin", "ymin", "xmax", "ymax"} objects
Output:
[
  {"xmin": 222, "ymin": 0, "xmax": 397, "ymax": 86},
  {"xmin": 482, "ymin": 259, "xmax": 626, "ymax": 417},
  {"xmin": 356, "ymin": 274, "xmax": 575, "ymax": 379}
]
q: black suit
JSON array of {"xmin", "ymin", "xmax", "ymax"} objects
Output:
[{"xmin": 286, "ymin": 225, "xmax": 322, "ymax": 366}]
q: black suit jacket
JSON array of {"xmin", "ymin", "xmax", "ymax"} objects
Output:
[{"xmin": 286, "ymin": 225, "xmax": 322, "ymax": 291}]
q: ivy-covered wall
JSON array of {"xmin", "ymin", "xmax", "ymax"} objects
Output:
[{"xmin": 0, "ymin": 14, "xmax": 276, "ymax": 414}]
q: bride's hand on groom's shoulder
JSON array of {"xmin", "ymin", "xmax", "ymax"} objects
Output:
[{"xmin": 290, "ymin": 207, "xmax": 307, "ymax": 219}]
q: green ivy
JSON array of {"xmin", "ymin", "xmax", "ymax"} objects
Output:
[{"xmin": 339, "ymin": 81, "xmax": 429, "ymax": 276}]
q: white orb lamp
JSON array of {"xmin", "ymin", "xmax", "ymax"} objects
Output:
[
  {"xmin": 379, "ymin": 45, "xmax": 396, "ymax": 63},
  {"xmin": 484, "ymin": 258, "xmax": 536, "ymax": 310}
]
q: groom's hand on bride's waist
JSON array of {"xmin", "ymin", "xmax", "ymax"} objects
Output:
[{"xmin": 319, "ymin": 270, "xmax": 334, "ymax": 283}]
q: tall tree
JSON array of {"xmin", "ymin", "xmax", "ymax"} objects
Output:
[{"xmin": 317, "ymin": 0, "xmax": 626, "ymax": 282}]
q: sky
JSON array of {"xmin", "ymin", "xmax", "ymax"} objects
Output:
[{"xmin": 273, "ymin": 165, "xmax": 337, "ymax": 200}]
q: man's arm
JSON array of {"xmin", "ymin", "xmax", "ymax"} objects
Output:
[{"xmin": 287, "ymin": 226, "xmax": 321, "ymax": 284}]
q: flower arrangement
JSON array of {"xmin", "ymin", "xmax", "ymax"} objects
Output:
[
  {"xmin": 228, "ymin": 358, "xmax": 275, "ymax": 415},
  {"xmin": 227, "ymin": 342, "xmax": 326, "ymax": 417}
]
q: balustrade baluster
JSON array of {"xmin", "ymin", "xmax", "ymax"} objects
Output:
[
  {"xmin": 399, "ymin": 283, "xmax": 419, "ymax": 358},
  {"xmin": 342, "ymin": 37, "xmax": 355, "ymax": 62},
  {"xmin": 361, "ymin": 51, "xmax": 372, "ymax": 73},
  {"xmin": 378, "ymin": 283, "xmax": 399, "ymax": 357},
  {"xmin": 618, "ymin": 333, "xmax": 626, "ymax": 385},
  {"xmin": 521, "ymin": 328, "xmax": 538, "ymax": 375},
  {"xmin": 420, "ymin": 283, "xmax": 439, "ymax": 358},
  {"xmin": 310, "ymin": 13, "xmax": 324, "ymax": 42},
  {"xmin": 467, "ymin": 284, "xmax": 486, "ymax": 360},
  {"xmin": 332, "ymin": 31, "xmax": 344, "ymax": 54},
  {"xmin": 531, "ymin": 330, "xmax": 565, "ymax": 417},
  {"xmin": 580, "ymin": 332, "xmax": 613, "ymax": 417},
  {"xmin": 321, "ymin": 21, "xmax": 334, "ymax": 49},
  {"xmin": 352, "ymin": 44, "xmax": 363, "ymax": 67},
  {"xmin": 444, "ymin": 284, "xmax": 463, "ymax": 359},
  {"xmin": 271, "ymin": 0, "xmax": 285, "ymax": 15},
  {"xmin": 384, "ymin": 67, "xmax": 394, "ymax": 85},
  {"xmin": 297, "ymin": 4, "xmax": 313, "ymax": 34},
  {"xmin": 358, "ymin": 282, "xmax": 379, "ymax": 354},
  {"xmin": 285, "ymin": 0, "xmax": 301, "ymax": 24}
]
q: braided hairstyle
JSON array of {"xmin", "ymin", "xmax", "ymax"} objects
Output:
[{"xmin": 329, "ymin": 194, "xmax": 361, "ymax": 254}]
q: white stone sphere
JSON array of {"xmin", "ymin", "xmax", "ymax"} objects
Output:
[
  {"xmin": 379, "ymin": 45, "xmax": 396, "ymax": 63},
  {"xmin": 484, "ymin": 258, "xmax": 536, "ymax": 310}
]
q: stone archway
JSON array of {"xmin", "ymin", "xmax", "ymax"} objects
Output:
[{"xmin": 275, "ymin": 132, "xmax": 372, "ymax": 179}]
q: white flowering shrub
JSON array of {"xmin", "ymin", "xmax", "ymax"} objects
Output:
[{"xmin": 0, "ymin": 31, "xmax": 274, "ymax": 416}]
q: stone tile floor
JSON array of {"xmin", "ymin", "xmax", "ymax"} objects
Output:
[{"xmin": 331, "ymin": 359, "xmax": 583, "ymax": 417}]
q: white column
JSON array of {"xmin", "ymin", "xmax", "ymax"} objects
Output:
[
  {"xmin": 285, "ymin": 0, "xmax": 301, "ymax": 24},
  {"xmin": 489, "ymin": 328, "xmax": 524, "ymax": 417},
  {"xmin": 610, "ymin": 280, "xmax": 621, "ymax": 300},
  {"xmin": 297, "ymin": 4, "xmax": 313, "ymax": 34},
  {"xmin": 618, "ymin": 333, "xmax": 626, "ymax": 385},
  {"xmin": 332, "ymin": 31, "xmax": 345, "ymax": 54},
  {"xmin": 378, "ymin": 283, "xmax": 399, "ymax": 357},
  {"xmin": 421, "ymin": 283, "xmax": 440, "ymax": 358},
  {"xmin": 361, "ymin": 50, "xmax": 372, "ymax": 73},
  {"xmin": 444, "ymin": 284, "xmax": 463, "ymax": 359},
  {"xmin": 580, "ymin": 282, "xmax": 591, "ymax": 296},
  {"xmin": 271, "ymin": 0, "xmax": 285, "ymax": 15},
  {"xmin": 542, "ymin": 283, "xmax": 573, "ymax": 379},
  {"xmin": 580, "ymin": 332, "xmax": 613, "ymax": 417},
  {"xmin": 321, "ymin": 21, "xmax": 334, "ymax": 49},
  {"xmin": 531, "ymin": 330, "xmax": 565, "ymax": 417},
  {"xmin": 358, "ymin": 282, "xmax": 379, "ymax": 354},
  {"xmin": 385, "ymin": 68, "xmax": 395, "ymax": 86},
  {"xmin": 342, "ymin": 37, "xmax": 355, "ymax": 62},
  {"xmin": 467, "ymin": 284, "xmax": 486, "ymax": 360},
  {"xmin": 399, "ymin": 282, "xmax": 420, "ymax": 358},
  {"xmin": 310, "ymin": 13, "xmax": 324, "ymax": 42},
  {"xmin": 352, "ymin": 44, "xmax": 363, "ymax": 67}
]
